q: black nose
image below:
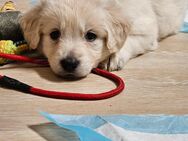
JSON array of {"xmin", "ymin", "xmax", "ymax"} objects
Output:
[{"xmin": 60, "ymin": 57, "xmax": 80, "ymax": 72}]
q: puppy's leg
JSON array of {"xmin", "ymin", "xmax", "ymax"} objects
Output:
[{"xmin": 99, "ymin": 35, "xmax": 158, "ymax": 71}]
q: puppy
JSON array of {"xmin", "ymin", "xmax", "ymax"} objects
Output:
[{"xmin": 20, "ymin": 0, "xmax": 188, "ymax": 78}]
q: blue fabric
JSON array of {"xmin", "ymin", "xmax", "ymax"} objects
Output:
[
  {"xmin": 180, "ymin": 22, "xmax": 188, "ymax": 33},
  {"xmin": 102, "ymin": 115, "xmax": 188, "ymax": 134},
  {"xmin": 41, "ymin": 112, "xmax": 111, "ymax": 141},
  {"xmin": 30, "ymin": 0, "xmax": 39, "ymax": 5},
  {"xmin": 41, "ymin": 112, "xmax": 188, "ymax": 141}
]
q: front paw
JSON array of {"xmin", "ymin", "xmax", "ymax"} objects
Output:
[{"xmin": 98, "ymin": 53, "xmax": 129, "ymax": 71}]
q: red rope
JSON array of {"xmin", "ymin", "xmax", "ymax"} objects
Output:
[
  {"xmin": 0, "ymin": 53, "xmax": 125, "ymax": 100},
  {"xmin": 0, "ymin": 53, "xmax": 49, "ymax": 65}
]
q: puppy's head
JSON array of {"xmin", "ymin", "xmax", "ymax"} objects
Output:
[{"xmin": 20, "ymin": 0, "xmax": 129, "ymax": 78}]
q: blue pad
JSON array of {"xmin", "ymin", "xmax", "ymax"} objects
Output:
[{"xmin": 41, "ymin": 112, "xmax": 188, "ymax": 141}]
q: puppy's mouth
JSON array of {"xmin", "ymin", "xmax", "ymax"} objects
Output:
[
  {"xmin": 61, "ymin": 73, "xmax": 85, "ymax": 81},
  {"xmin": 64, "ymin": 74, "xmax": 78, "ymax": 80}
]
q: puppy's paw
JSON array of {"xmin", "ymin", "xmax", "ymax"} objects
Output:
[
  {"xmin": 99, "ymin": 53, "xmax": 130, "ymax": 71},
  {"xmin": 98, "ymin": 59, "xmax": 109, "ymax": 71}
]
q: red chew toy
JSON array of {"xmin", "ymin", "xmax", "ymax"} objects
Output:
[{"xmin": 0, "ymin": 53, "xmax": 125, "ymax": 100}]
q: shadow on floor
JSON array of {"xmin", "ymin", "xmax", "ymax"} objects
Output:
[{"xmin": 29, "ymin": 122, "xmax": 80, "ymax": 141}]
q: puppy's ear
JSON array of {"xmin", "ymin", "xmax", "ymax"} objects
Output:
[
  {"xmin": 104, "ymin": 0, "xmax": 130, "ymax": 53},
  {"xmin": 20, "ymin": 1, "xmax": 44, "ymax": 49}
]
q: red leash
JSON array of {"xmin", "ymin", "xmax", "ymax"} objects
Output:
[{"xmin": 0, "ymin": 53, "xmax": 125, "ymax": 100}]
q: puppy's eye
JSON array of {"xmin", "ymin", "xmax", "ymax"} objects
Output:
[
  {"xmin": 85, "ymin": 31, "xmax": 97, "ymax": 42},
  {"xmin": 50, "ymin": 30, "xmax": 61, "ymax": 40}
]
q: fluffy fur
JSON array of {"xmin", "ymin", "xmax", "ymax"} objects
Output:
[{"xmin": 20, "ymin": 0, "xmax": 188, "ymax": 78}]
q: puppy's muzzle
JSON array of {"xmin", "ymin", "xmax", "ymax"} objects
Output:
[{"xmin": 60, "ymin": 57, "xmax": 80, "ymax": 72}]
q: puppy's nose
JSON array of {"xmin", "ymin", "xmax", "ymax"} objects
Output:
[{"xmin": 60, "ymin": 57, "xmax": 80, "ymax": 72}]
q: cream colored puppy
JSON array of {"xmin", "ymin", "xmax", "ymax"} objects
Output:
[{"xmin": 20, "ymin": 0, "xmax": 188, "ymax": 78}]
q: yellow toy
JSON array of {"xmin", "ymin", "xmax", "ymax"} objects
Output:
[{"xmin": 0, "ymin": 1, "xmax": 16, "ymax": 12}]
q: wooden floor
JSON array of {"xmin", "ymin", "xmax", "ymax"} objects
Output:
[{"xmin": 0, "ymin": 0, "xmax": 188, "ymax": 140}]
